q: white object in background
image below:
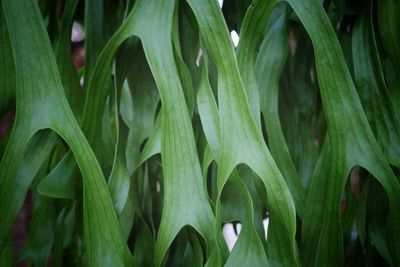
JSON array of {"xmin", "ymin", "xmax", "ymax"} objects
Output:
[
  {"xmin": 230, "ymin": 30, "xmax": 239, "ymax": 47},
  {"xmin": 71, "ymin": 22, "xmax": 85, "ymax": 42},
  {"xmin": 223, "ymin": 223, "xmax": 241, "ymax": 251},
  {"xmin": 223, "ymin": 218, "xmax": 269, "ymax": 251}
]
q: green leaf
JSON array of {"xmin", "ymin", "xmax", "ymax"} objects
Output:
[
  {"xmin": 188, "ymin": 0, "xmax": 300, "ymax": 265},
  {"xmin": 284, "ymin": 0, "xmax": 400, "ymax": 265},
  {"xmin": 255, "ymin": 3, "xmax": 307, "ymax": 217},
  {"xmin": 352, "ymin": 3, "xmax": 400, "ymax": 167},
  {"xmin": 1, "ymin": 0, "xmax": 399, "ymax": 265},
  {"xmin": 0, "ymin": 5, "xmax": 15, "ymax": 115},
  {"xmin": 0, "ymin": 0, "xmax": 134, "ymax": 265}
]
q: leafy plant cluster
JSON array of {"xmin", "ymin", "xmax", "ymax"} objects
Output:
[{"xmin": 0, "ymin": 0, "xmax": 399, "ymax": 266}]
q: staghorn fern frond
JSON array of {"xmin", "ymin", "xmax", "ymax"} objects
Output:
[{"xmin": 0, "ymin": 0, "xmax": 399, "ymax": 266}]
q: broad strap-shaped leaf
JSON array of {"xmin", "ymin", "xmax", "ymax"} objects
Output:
[
  {"xmin": 283, "ymin": 0, "xmax": 400, "ymax": 265},
  {"xmin": 352, "ymin": 4, "xmax": 400, "ymax": 167},
  {"xmin": 187, "ymin": 0, "xmax": 300, "ymax": 266},
  {"xmin": 0, "ymin": 0, "xmax": 134, "ymax": 265},
  {"xmin": 172, "ymin": 6, "xmax": 196, "ymax": 117},
  {"xmin": 38, "ymin": 0, "xmax": 82, "ymax": 200},
  {"xmin": 128, "ymin": 1, "xmax": 216, "ymax": 265},
  {"xmin": 236, "ymin": 0, "xmax": 273, "ymax": 124},
  {"xmin": 38, "ymin": 0, "xmax": 136, "ymax": 200},
  {"xmin": 116, "ymin": 39, "xmax": 159, "ymax": 174},
  {"xmin": 254, "ymin": 3, "xmax": 306, "ymax": 217},
  {"xmin": 197, "ymin": 56, "xmax": 267, "ymax": 265},
  {"xmin": 75, "ymin": 1, "xmax": 218, "ymax": 265}
]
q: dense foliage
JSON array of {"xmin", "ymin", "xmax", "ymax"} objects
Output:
[{"xmin": 0, "ymin": 0, "xmax": 399, "ymax": 266}]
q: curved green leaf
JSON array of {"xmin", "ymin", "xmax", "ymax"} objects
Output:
[{"xmin": 0, "ymin": 0, "xmax": 134, "ymax": 265}]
